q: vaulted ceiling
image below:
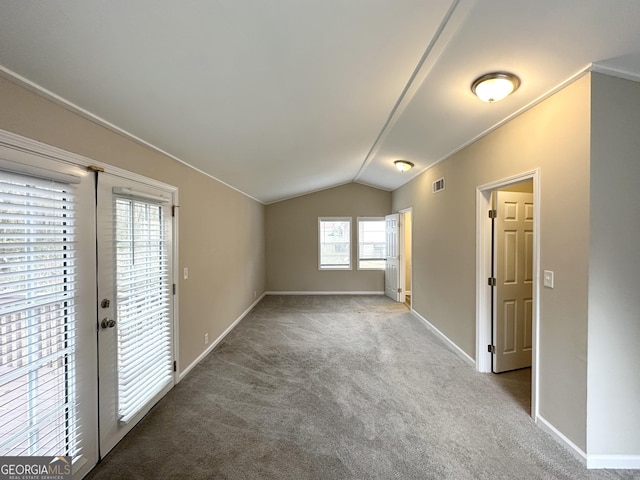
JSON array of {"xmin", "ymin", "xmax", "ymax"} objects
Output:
[{"xmin": 1, "ymin": 1, "xmax": 639, "ymax": 203}]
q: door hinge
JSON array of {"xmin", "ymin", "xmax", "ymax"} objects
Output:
[
  {"xmin": 488, "ymin": 345, "xmax": 496, "ymax": 354},
  {"xmin": 171, "ymin": 205, "xmax": 176, "ymax": 217},
  {"xmin": 488, "ymin": 209, "xmax": 497, "ymax": 219},
  {"xmin": 488, "ymin": 277, "xmax": 496, "ymax": 287},
  {"xmin": 173, "ymin": 361, "xmax": 177, "ymax": 372},
  {"xmin": 172, "ymin": 283, "xmax": 176, "ymax": 295}
]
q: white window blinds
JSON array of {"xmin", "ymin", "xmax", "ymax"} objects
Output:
[
  {"xmin": 0, "ymin": 171, "xmax": 79, "ymax": 456},
  {"xmin": 114, "ymin": 197, "xmax": 172, "ymax": 424}
]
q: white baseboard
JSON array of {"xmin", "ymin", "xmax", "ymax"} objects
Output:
[
  {"xmin": 586, "ymin": 454, "xmax": 640, "ymax": 470},
  {"xmin": 534, "ymin": 416, "xmax": 640, "ymax": 469},
  {"xmin": 265, "ymin": 291, "xmax": 385, "ymax": 295},
  {"xmin": 536, "ymin": 415, "xmax": 587, "ymax": 465},
  {"xmin": 178, "ymin": 293, "xmax": 266, "ymax": 381},
  {"xmin": 411, "ymin": 310, "xmax": 475, "ymax": 367}
]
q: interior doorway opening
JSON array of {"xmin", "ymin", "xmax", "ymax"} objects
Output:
[
  {"xmin": 491, "ymin": 182, "xmax": 533, "ymax": 374},
  {"xmin": 476, "ymin": 170, "xmax": 540, "ymax": 420},
  {"xmin": 384, "ymin": 208, "xmax": 413, "ymax": 307}
]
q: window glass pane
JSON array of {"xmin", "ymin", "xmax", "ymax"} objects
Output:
[
  {"xmin": 319, "ymin": 218, "xmax": 351, "ymax": 269},
  {"xmin": 0, "ymin": 172, "xmax": 79, "ymax": 457},
  {"xmin": 358, "ymin": 218, "xmax": 386, "ymax": 269},
  {"xmin": 114, "ymin": 198, "xmax": 172, "ymax": 424}
]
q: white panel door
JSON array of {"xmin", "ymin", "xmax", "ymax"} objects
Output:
[
  {"xmin": 493, "ymin": 191, "xmax": 533, "ymax": 373},
  {"xmin": 96, "ymin": 172, "xmax": 175, "ymax": 457},
  {"xmin": 385, "ymin": 214, "xmax": 400, "ymax": 301}
]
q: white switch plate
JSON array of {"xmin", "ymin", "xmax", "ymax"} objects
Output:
[
  {"xmin": 183, "ymin": 267, "xmax": 188, "ymax": 280},
  {"xmin": 543, "ymin": 270, "xmax": 554, "ymax": 288}
]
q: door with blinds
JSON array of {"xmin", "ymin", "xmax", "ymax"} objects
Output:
[
  {"xmin": 0, "ymin": 157, "xmax": 98, "ymax": 479},
  {"xmin": 96, "ymin": 172, "xmax": 175, "ymax": 457}
]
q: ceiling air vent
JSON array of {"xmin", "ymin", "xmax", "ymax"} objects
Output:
[{"xmin": 432, "ymin": 177, "xmax": 445, "ymax": 194}]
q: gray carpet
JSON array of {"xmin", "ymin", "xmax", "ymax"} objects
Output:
[{"xmin": 86, "ymin": 295, "xmax": 638, "ymax": 479}]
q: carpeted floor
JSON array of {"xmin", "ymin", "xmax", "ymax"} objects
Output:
[{"xmin": 86, "ymin": 295, "xmax": 638, "ymax": 479}]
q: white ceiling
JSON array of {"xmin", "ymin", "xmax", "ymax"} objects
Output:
[{"xmin": 1, "ymin": 1, "xmax": 639, "ymax": 203}]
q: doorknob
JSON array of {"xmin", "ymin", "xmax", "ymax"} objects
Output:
[{"xmin": 101, "ymin": 318, "xmax": 116, "ymax": 329}]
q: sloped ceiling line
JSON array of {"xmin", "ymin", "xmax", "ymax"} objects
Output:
[{"xmin": 353, "ymin": 0, "xmax": 471, "ymax": 183}]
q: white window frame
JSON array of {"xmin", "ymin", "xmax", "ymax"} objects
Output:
[
  {"xmin": 357, "ymin": 217, "xmax": 386, "ymax": 270},
  {"xmin": 318, "ymin": 217, "xmax": 352, "ymax": 270}
]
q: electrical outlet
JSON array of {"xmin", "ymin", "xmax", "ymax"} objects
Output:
[
  {"xmin": 183, "ymin": 267, "xmax": 189, "ymax": 280},
  {"xmin": 204, "ymin": 333, "xmax": 208, "ymax": 344}
]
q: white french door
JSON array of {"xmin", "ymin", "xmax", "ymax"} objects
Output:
[
  {"xmin": 0, "ymin": 157, "xmax": 98, "ymax": 479},
  {"xmin": 96, "ymin": 172, "xmax": 175, "ymax": 457},
  {"xmin": 0, "ymin": 138, "xmax": 177, "ymax": 479}
]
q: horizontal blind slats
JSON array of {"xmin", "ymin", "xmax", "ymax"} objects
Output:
[
  {"xmin": 0, "ymin": 169, "xmax": 79, "ymax": 457},
  {"xmin": 114, "ymin": 197, "xmax": 172, "ymax": 423}
]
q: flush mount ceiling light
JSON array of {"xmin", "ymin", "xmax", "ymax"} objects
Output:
[
  {"xmin": 394, "ymin": 160, "xmax": 414, "ymax": 172},
  {"xmin": 471, "ymin": 72, "xmax": 520, "ymax": 103}
]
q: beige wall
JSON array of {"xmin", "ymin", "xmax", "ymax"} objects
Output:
[
  {"xmin": 588, "ymin": 73, "xmax": 640, "ymax": 455},
  {"xmin": 392, "ymin": 75, "xmax": 592, "ymax": 450},
  {"xmin": 0, "ymin": 76, "xmax": 266, "ymax": 374},
  {"xmin": 499, "ymin": 180, "xmax": 533, "ymax": 193},
  {"xmin": 266, "ymin": 183, "xmax": 391, "ymax": 292}
]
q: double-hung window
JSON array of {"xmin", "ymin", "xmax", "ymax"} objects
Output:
[
  {"xmin": 318, "ymin": 217, "xmax": 351, "ymax": 270},
  {"xmin": 357, "ymin": 217, "xmax": 386, "ymax": 269}
]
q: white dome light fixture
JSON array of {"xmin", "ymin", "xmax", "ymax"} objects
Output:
[
  {"xmin": 394, "ymin": 160, "xmax": 414, "ymax": 172},
  {"xmin": 471, "ymin": 72, "xmax": 520, "ymax": 103}
]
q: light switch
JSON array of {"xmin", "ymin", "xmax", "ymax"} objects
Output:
[
  {"xmin": 183, "ymin": 267, "xmax": 189, "ymax": 280},
  {"xmin": 543, "ymin": 270, "xmax": 554, "ymax": 288}
]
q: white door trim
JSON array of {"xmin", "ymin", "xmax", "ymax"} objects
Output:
[{"xmin": 475, "ymin": 169, "xmax": 540, "ymax": 420}]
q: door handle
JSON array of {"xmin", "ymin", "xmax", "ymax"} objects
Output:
[{"xmin": 101, "ymin": 318, "xmax": 116, "ymax": 329}]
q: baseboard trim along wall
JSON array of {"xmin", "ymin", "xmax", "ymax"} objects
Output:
[
  {"xmin": 586, "ymin": 455, "xmax": 640, "ymax": 470},
  {"xmin": 536, "ymin": 415, "xmax": 587, "ymax": 466},
  {"xmin": 265, "ymin": 291, "xmax": 385, "ymax": 295},
  {"xmin": 411, "ymin": 310, "xmax": 475, "ymax": 367},
  {"xmin": 178, "ymin": 293, "xmax": 266, "ymax": 382},
  {"xmin": 535, "ymin": 415, "xmax": 640, "ymax": 469}
]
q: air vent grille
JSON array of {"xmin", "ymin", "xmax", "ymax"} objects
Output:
[{"xmin": 432, "ymin": 177, "xmax": 445, "ymax": 193}]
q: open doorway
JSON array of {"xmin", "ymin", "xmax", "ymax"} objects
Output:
[
  {"xmin": 490, "ymin": 181, "xmax": 533, "ymax": 414},
  {"xmin": 476, "ymin": 170, "xmax": 540, "ymax": 420},
  {"xmin": 384, "ymin": 209, "xmax": 413, "ymax": 306},
  {"xmin": 491, "ymin": 182, "xmax": 533, "ymax": 373}
]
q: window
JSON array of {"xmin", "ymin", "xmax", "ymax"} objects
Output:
[
  {"xmin": 358, "ymin": 217, "xmax": 386, "ymax": 269},
  {"xmin": 318, "ymin": 217, "xmax": 351, "ymax": 269}
]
